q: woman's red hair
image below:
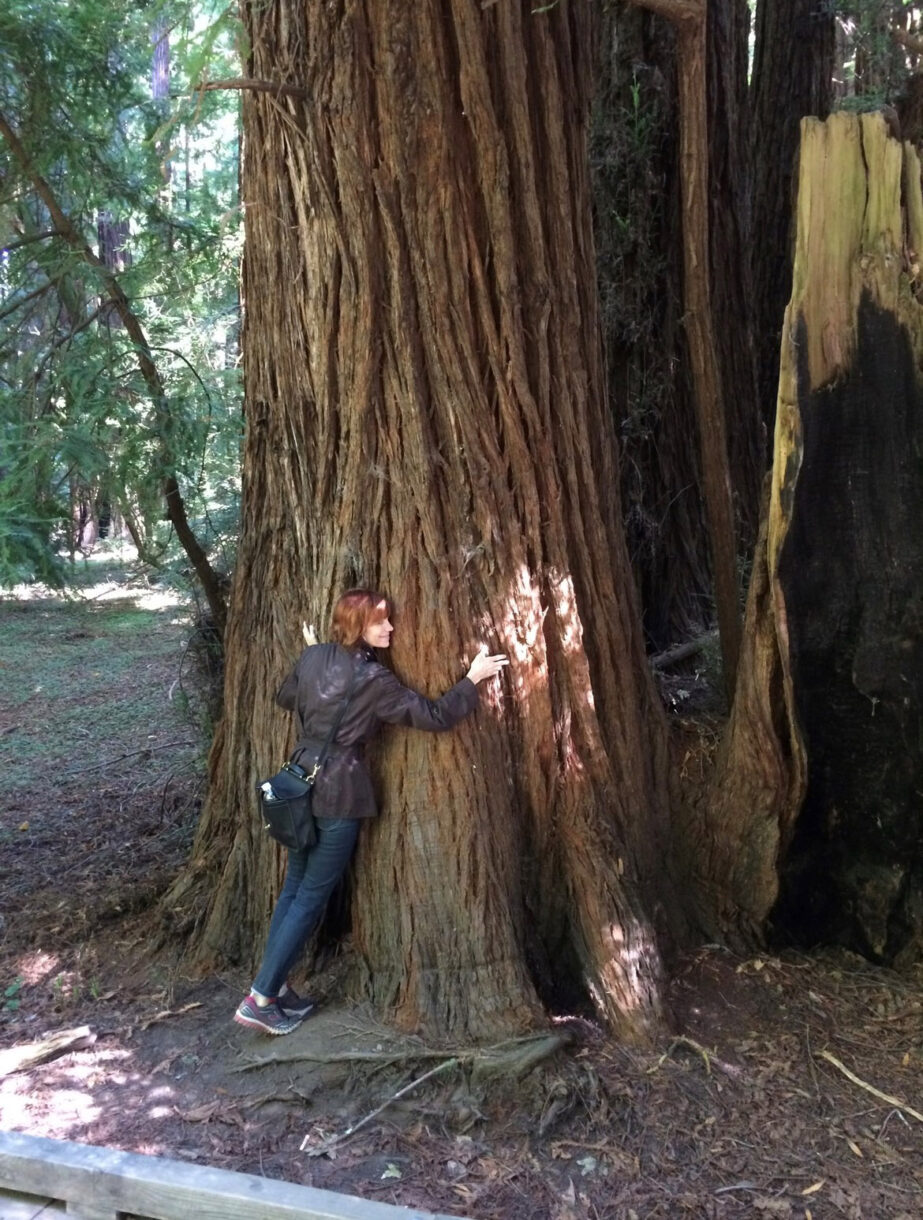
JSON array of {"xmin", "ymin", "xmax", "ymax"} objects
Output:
[{"xmin": 330, "ymin": 588, "xmax": 391, "ymax": 647}]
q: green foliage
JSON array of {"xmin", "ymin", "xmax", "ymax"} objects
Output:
[
  {"xmin": 834, "ymin": 0, "xmax": 917, "ymax": 104},
  {"xmin": 0, "ymin": 0, "xmax": 242, "ymax": 586},
  {"xmin": 2, "ymin": 977, "xmax": 23, "ymax": 1012}
]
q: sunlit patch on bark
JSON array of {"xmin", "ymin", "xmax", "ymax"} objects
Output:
[
  {"xmin": 488, "ymin": 564, "xmax": 547, "ymax": 693},
  {"xmin": 590, "ymin": 920, "xmax": 658, "ymax": 1018},
  {"xmin": 488, "ymin": 564, "xmax": 595, "ymax": 697},
  {"xmin": 548, "ymin": 568, "xmax": 585, "ymax": 658}
]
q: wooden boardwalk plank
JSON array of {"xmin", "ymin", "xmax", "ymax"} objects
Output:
[
  {"xmin": 0, "ymin": 1185, "xmax": 66, "ymax": 1219},
  {"xmin": 0, "ymin": 1132, "xmax": 468, "ymax": 1220}
]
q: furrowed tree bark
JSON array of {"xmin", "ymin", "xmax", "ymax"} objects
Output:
[
  {"xmin": 0, "ymin": 109, "xmax": 227, "ymax": 636},
  {"xmin": 706, "ymin": 0, "xmax": 763, "ymax": 551},
  {"xmin": 689, "ymin": 114, "xmax": 923, "ymax": 960},
  {"xmin": 167, "ymin": 0, "xmax": 686, "ymax": 1042},
  {"xmin": 629, "ymin": 0, "xmax": 741, "ymax": 696}
]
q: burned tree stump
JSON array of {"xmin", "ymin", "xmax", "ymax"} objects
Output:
[
  {"xmin": 770, "ymin": 114, "xmax": 923, "ymax": 964},
  {"xmin": 688, "ymin": 113, "xmax": 922, "ymax": 966}
]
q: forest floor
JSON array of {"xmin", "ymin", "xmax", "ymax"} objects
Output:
[{"xmin": 0, "ymin": 554, "xmax": 921, "ymax": 1220}]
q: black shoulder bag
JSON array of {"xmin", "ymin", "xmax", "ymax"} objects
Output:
[{"xmin": 257, "ymin": 663, "xmax": 360, "ymax": 851}]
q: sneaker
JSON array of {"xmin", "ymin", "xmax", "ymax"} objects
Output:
[
  {"xmin": 233, "ymin": 995, "xmax": 303, "ymax": 1035},
  {"xmin": 279, "ymin": 985, "xmax": 314, "ymax": 1019}
]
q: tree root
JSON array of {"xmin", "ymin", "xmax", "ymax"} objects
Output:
[{"xmin": 234, "ymin": 1030, "xmax": 570, "ymax": 1079}]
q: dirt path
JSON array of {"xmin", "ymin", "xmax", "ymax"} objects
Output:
[{"xmin": 1, "ymin": 564, "xmax": 921, "ymax": 1219}]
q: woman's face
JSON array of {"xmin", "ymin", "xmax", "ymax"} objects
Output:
[{"xmin": 364, "ymin": 601, "xmax": 393, "ymax": 649}]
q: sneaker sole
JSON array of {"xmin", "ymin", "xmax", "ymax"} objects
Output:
[{"xmin": 233, "ymin": 1009, "xmax": 302, "ymax": 1035}]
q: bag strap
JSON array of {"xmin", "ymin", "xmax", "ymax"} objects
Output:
[{"xmin": 299, "ymin": 656, "xmax": 362, "ymax": 781}]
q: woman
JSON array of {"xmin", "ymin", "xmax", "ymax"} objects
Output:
[{"xmin": 234, "ymin": 588, "xmax": 508, "ymax": 1035}]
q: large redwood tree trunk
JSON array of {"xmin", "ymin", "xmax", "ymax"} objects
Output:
[{"xmin": 166, "ymin": 0, "xmax": 686, "ymax": 1042}]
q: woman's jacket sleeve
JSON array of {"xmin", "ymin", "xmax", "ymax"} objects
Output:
[{"xmin": 369, "ymin": 668, "xmax": 479, "ymax": 731}]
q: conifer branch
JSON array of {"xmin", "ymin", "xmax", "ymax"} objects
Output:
[{"xmin": 0, "ymin": 107, "xmax": 228, "ymax": 637}]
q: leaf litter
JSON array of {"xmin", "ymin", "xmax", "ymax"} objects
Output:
[{"xmin": 0, "ymin": 574, "xmax": 921, "ymax": 1218}]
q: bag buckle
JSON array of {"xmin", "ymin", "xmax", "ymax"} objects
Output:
[{"xmin": 285, "ymin": 760, "xmax": 320, "ymax": 783}]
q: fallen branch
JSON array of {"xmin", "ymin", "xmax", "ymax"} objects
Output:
[
  {"xmin": 300, "ymin": 1057, "xmax": 459, "ymax": 1157},
  {"xmin": 234, "ymin": 1048, "xmax": 456, "ymax": 1072},
  {"xmin": 63, "ymin": 740, "xmax": 196, "ymax": 777},
  {"xmin": 0, "ymin": 1026, "xmax": 96, "ymax": 1077},
  {"xmin": 650, "ymin": 630, "xmax": 718, "ymax": 670},
  {"xmin": 820, "ymin": 1050, "xmax": 923, "ymax": 1123}
]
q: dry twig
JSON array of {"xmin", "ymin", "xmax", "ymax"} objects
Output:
[
  {"xmin": 63, "ymin": 740, "xmax": 195, "ymax": 776},
  {"xmin": 138, "ymin": 1001, "xmax": 203, "ymax": 1031},
  {"xmin": 649, "ymin": 1035, "xmax": 714, "ymax": 1075},
  {"xmin": 300, "ymin": 1057, "xmax": 459, "ymax": 1157},
  {"xmin": 820, "ymin": 1050, "xmax": 923, "ymax": 1123},
  {"xmin": 235, "ymin": 1031, "xmax": 566, "ymax": 1073}
]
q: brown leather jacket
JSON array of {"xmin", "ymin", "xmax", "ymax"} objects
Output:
[{"xmin": 276, "ymin": 643, "xmax": 479, "ymax": 819}]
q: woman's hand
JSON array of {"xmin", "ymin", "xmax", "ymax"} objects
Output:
[{"xmin": 466, "ymin": 645, "xmax": 509, "ymax": 685}]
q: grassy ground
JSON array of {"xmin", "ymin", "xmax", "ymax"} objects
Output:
[
  {"xmin": 1, "ymin": 579, "xmax": 195, "ymax": 793},
  {"xmin": 0, "ymin": 548, "xmax": 205, "ymax": 960}
]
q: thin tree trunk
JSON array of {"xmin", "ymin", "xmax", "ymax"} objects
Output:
[
  {"xmin": 707, "ymin": 0, "xmax": 763, "ymax": 549},
  {"xmin": 629, "ymin": 0, "xmax": 741, "ymax": 696},
  {"xmin": 592, "ymin": 7, "xmax": 714, "ymax": 651}
]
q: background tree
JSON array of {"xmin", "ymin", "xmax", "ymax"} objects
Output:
[
  {"xmin": 626, "ymin": 0, "xmax": 742, "ymax": 695},
  {"xmin": 706, "ymin": 0, "xmax": 762, "ymax": 547},
  {"xmin": 592, "ymin": 0, "xmax": 760, "ymax": 664},
  {"xmin": 750, "ymin": 0, "xmax": 836, "ymax": 432},
  {"xmin": 0, "ymin": 0, "xmax": 241, "ymax": 599},
  {"xmin": 591, "ymin": 10, "xmax": 715, "ymax": 653}
]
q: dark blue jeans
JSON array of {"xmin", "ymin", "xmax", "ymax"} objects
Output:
[{"xmin": 252, "ymin": 816, "xmax": 361, "ymax": 998}]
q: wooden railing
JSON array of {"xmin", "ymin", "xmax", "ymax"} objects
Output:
[{"xmin": 0, "ymin": 1131, "xmax": 468, "ymax": 1220}]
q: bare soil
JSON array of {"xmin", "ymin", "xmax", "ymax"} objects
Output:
[{"xmin": 1, "ymin": 567, "xmax": 921, "ymax": 1220}]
